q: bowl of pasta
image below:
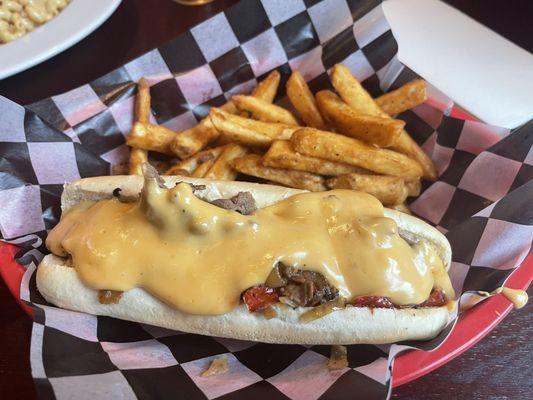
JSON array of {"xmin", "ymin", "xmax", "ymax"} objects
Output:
[{"xmin": 0, "ymin": 0, "xmax": 121, "ymax": 79}]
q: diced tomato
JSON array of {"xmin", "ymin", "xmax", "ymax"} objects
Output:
[
  {"xmin": 350, "ymin": 296, "xmax": 395, "ymax": 308},
  {"xmin": 419, "ymin": 290, "xmax": 447, "ymax": 307},
  {"xmin": 242, "ymin": 285, "xmax": 279, "ymax": 312},
  {"xmin": 351, "ymin": 290, "xmax": 448, "ymax": 309}
]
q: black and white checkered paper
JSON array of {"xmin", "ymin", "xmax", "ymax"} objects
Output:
[{"xmin": 0, "ymin": 0, "xmax": 531, "ymax": 399}]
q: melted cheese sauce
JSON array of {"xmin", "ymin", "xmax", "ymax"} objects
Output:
[{"xmin": 46, "ymin": 178, "xmax": 454, "ymax": 315}]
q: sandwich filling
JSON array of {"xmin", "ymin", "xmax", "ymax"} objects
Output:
[{"xmin": 46, "ymin": 173, "xmax": 454, "ymax": 316}]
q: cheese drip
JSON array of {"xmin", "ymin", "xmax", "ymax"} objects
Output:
[{"xmin": 46, "ymin": 178, "xmax": 454, "ymax": 315}]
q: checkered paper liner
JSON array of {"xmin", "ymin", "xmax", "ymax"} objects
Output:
[{"xmin": 0, "ymin": 0, "xmax": 531, "ymax": 399}]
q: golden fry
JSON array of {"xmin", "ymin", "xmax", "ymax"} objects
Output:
[
  {"xmin": 405, "ymin": 179, "xmax": 422, "ymax": 197},
  {"xmin": 251, "ymin": 70, "xmax": 280, "ymax": 103},
  {"xmin": 204, "ymin": 143, "xmax": 249, "ymax": 180},
  {"xmin": 127, "ymin": 122, "xmax": 177, "ymax": 155},
  {"xmin": 169, "ymin": 72, "xmax": 279, "ymax": 158},
  {"xmin": 209, "ymin": 108, "xmax": 274, "ymax": 147},
  {"xmin": 326, "ymin": 173, "xmax": 407, "ymax": 206},
  {"xmin": 128, "ymin": 148, "xmax": 148, "ymax": 175},
  {"xmin": 331, "ymin": 64, "xmax": 437, "ymax": 180},
  {"xmin": 191, "ymin": 159, "xmax": 215, "ymax": 178},
  {"xmin": 287, "ymin": 71, "xmax": 327, "ymax": 130},
  {"xmin": 170, "ymin": 119, "xmax": 220, "ymax": 159},
  {"xmin": 263, "ymin": 140, "xmax": 366, "ymax": 176},
  {"xmin": 233, "ymin": 95, "xmax": 300, "ymax": 126},
  {"xmin": 211, "ymin": 108, "xmax": 297, "ymax": 139},
  {"xmin": 291, "ymin": 128, "xmax": 423, "ymax": 180},
  {"xmin": 135, "ymin": 78, "xmax": 151, "ymax": 123},
  {"xmin": 315, "ymin": 90, "xmax": 403, "ymax": 147},
  {"xmin": 232, "ymin": 154, "xmax": 326, "ymax": 192},
  {"xmin": 129, "ymin": 78, "xmax": 151, "ymax": 175},
  {"xmin": 165, "ymin": 146, "xmax": 224, "ymax": 175},
  {"xmin": 376, "ymin": 79, "xmax": 427, "ymax": 115}
]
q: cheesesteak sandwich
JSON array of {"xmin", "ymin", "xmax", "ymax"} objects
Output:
[{"xmin": 37, "ymin": 165, "xmax": 455, "ymax": 344}]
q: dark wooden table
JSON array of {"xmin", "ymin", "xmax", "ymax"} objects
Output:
[{"xmin": 0, "ymin": 1, "xmax": 532, "ymax": 399}]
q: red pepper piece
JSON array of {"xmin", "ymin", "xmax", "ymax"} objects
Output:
[{"xmin": 242, "ymin": 285, "xmax": 279, "ymax": 312}]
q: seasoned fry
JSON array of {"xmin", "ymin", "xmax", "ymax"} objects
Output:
[
  {"xmin": 233, "ymin": 95, "xmax": 300, "ymax": 126},
  {"xmin": 315, "ymin": 90, "xmax": 404, "ymax": 147},
  {"xmin": 405, "ymin": 179, "xmax": 422, "ymax": 197},
  {"xmin": 327, "ymin": 173, "xmax": 408, "ymax": 206},
  {"xmin": 232, "ymin": 154, "xmax": 326, "ymax": 192},
  {"xmin": 376, "ymin": 79, "xmax": 427, "ymax": 115},
  {"xmin": 251, "ymin": 70, "xmax": 280, "ymax": 103},
  {"xmin": 135, "ymin": 78, "xmax": 151, "ymax": 123},
  {"xmin": 331, "ymin": 64, "xmax": 437, "ymax": 180},
  {"xmin": 129, "ymin": 148, "xmax": 149, "ymax": 175},
  {"xmin": 291, "ymin": 128, "xmax": 423, "ymax": 180},
  {"xmin": 170, "ymin": 119, "xmax": 220, "ymax": 159},
  {"xmin": 165, "ymin": 146, "xmax": 224, "ymax": 175},
  {"xmin": 263, "ymin": 140, "xmax": 366, "ymax": 176},
  {"xmin": 211, "ymin": 108, "xmax": 297, "ymax": 140},
  {"xmin": 331, "ymin": 64, "xmax": 379, "ymax": 115},
  {"xmin": 129, "ymin": 79, "xmax": 151, "ymax": 174},
  {"xmin": 127, "ymin": 122, "xmax": 177, "ymax": 155},
  {"xmin": 204, "ymin": 143, "xmax": 249, "ymax": 180},
  {"xmin": 389, "ymin": 203, "xmax": 412, "ymax": 215},
  {"xmin": 170, "ymin": 73, "xmax": 279, "ymax": 158},
  {"xmin": 192, "ymin": 159, "xmax": 215, "ymax": 178},
  {"xmin": 287, "ymin": 71, "xmax": 327, "ymax": 129},
  {"xmin": 209, "ymin": 108, "xmax": 274, "ymax": 147}
]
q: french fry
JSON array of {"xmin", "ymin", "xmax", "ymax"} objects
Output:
[
  {"xmin": 326, "ymin": 173, "xmax": 407, "ymax": 206},
  {"xmin": 135, "ymin": 78, "xmax": 151, "ymax": 123},
  {"xmin": 232, "ymin": 154, "xmax": 326, "ymax": 192},
  {"xmin": 390, "ymin": 203, "xmax": 412, "ymax": 215},
  {"xmin": 287, "ymin": 71, "xmax": 327, "ymax": 130},
  {"xmin": 291, "ymin": 128, "xmax": 423, "ymax": 180},
  {"xmin": 170, "ymin": 119, "xmax": 220, "ymax": 159},
  {"xmin": 209, "ymin": 109, "xmax": 274, "ymax": 147},
  {"xmin": 376, "ymin": 79, "xmax": 427, "ymax": 115},
  {"xmin": 315, "ymin": 90, "xmax": 404, "ymax": 147},
  {"xmin": 331, "ymin": 64, "xmax": 437, "ymax": 180},
  {"xmin": 191, "ymin": 159, "xmax": 215, "ymax": 178},
  {"xmin": 251, "ymin": 70, "xmax": 280, "ymax": 103},
  {"xmin": 165, "ymin": 146, "xmax": 224, "ymax": 175},
  {"xmin": 263, "ymin": 140, "xmax": 367, "ymax": 176},
  {"xmin": 169, "ymin": 73, "xmax": 279, "ymax": 158},
  {"xmin": 129, "ymin": 148, "xmax": 149, "ymax": 175},
  {"xmin": 405, "ymin": 179, "xmax": 422, "ymax": 197},
  {"xmin": 233, "ymin": 95, "xmax": 300, "ymax": 126},
  {"xmin": 127, "ymin": 122, "xmax": 177, "ymax": 155},
  {"xmin": 204, "ymin": 144, "xmax": 249, "ymax": 180},
  {"xmin": 211, "ymin": 108, "xmax": 297, "ymax": 139},
  {"xmin": 129, "ymin": 79, "xmax": 151, "ymax": 174}
]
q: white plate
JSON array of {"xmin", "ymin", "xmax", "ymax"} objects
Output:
[{"xmin": 0, "ymin": 0, "xmax": 122, "ymax": 80}]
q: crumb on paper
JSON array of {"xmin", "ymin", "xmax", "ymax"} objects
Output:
[
  {"xmin": 328, "ymin": 345, "xmax": 348, "ymax": 370},
  {"xmin": 201, "ymin": 355, "xmax": 229, "ymax": 377}
]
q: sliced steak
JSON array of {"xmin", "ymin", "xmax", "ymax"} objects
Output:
[
  {"xmin": 210, "ymin": 192, "xmax": 257, "ymax": 215},
  {"xmin": 275, "ymin": 264, "xmax": 339, "ymax": 307}
]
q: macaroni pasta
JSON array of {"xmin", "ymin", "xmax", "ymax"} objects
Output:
[{"xmin": 0, "ymin": 0, "xmax": 70, "ymax": 44}]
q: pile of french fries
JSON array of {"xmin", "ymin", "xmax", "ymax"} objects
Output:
[{"xmin": 126, "ymin": 64, "xmax": 434, "ymax": 211}]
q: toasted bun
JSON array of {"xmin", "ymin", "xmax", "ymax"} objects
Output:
[{"xmin": 37, "ymin": 175, "xmax": 453, "ymax": 345}]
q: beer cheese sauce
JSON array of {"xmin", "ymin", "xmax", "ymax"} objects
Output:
[{"xmin": 46, "ymin": 178, "xmax": 454, "ymax": 315}]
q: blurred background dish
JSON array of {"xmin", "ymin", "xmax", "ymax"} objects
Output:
[{"xmin": 0, "ymin": 0, "xmax": 121, "ymax": 79}]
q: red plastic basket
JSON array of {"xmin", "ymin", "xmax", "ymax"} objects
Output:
[{"xmin": 0, "ymin": 241, "xmax": 531, "ymax": 387}]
